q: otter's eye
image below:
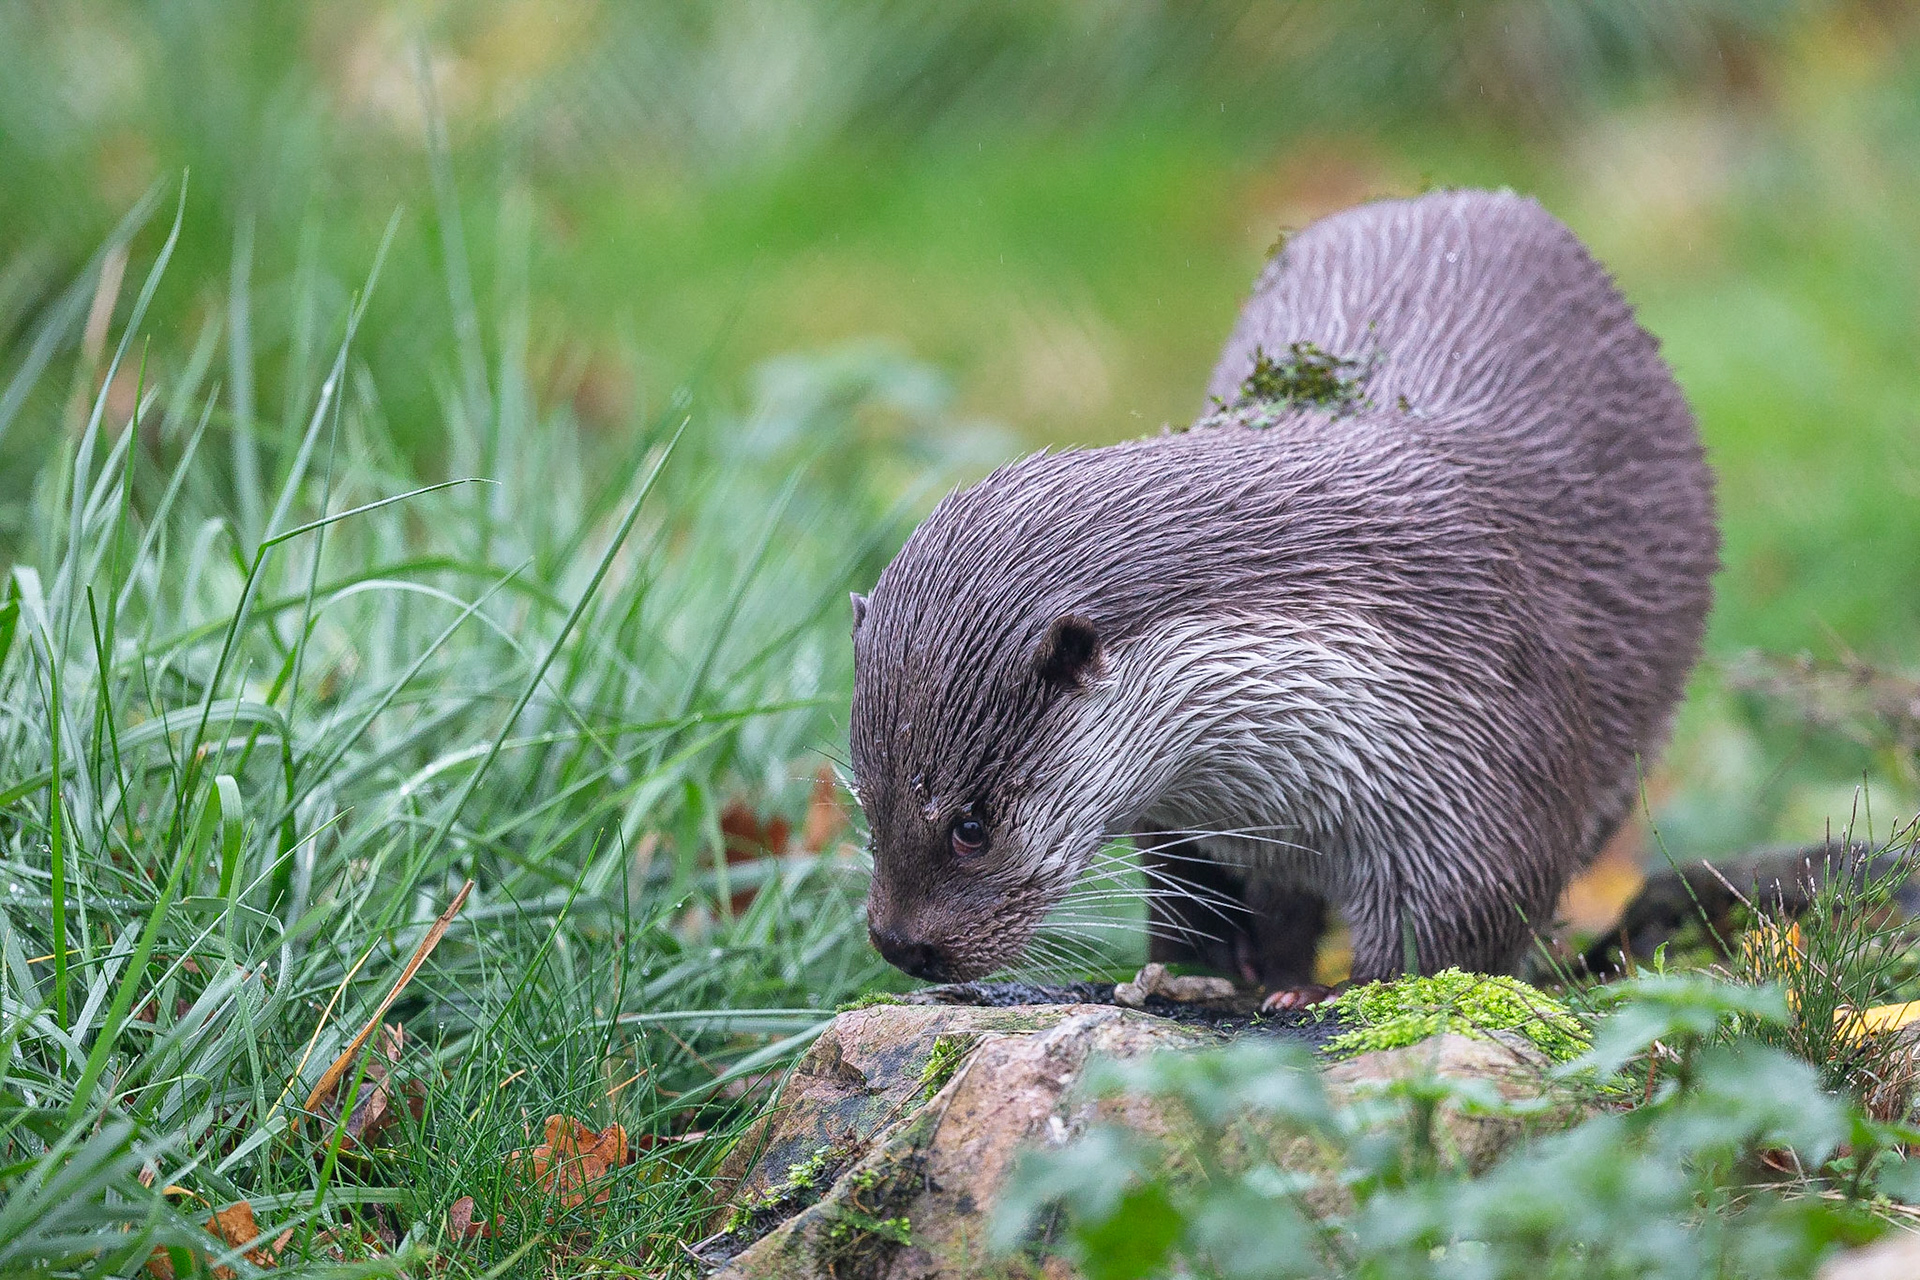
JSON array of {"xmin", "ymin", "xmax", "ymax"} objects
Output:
[{"xmin": 950, "ymin": 816, "xmax": 988, "ymax": 857}]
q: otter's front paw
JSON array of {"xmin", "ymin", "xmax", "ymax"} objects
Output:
[{"xmin": 1261, "ymin": 984, "xmax": 1335, "ymax": 1012}]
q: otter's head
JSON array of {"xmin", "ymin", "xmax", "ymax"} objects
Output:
[
  {"xmin": 850, "ymin": 595, "xmax": 1114, "ymax": 981},
  {"xmin": 847, "ymin": 454, "xmax": 1180, "ymax": 982}
]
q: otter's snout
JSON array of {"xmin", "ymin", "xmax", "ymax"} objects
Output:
[{"xmin": 868, "ymin": 923, "xmax": 953, "ymax": 982}]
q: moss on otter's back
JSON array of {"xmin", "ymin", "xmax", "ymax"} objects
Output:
[
  {"xmin": 1316, "ymin": 969, "xmax": 1589, "ymax": 1062},
  {"xmin": 1238, "ymin": 341, "xmax": 1364, "ymax": 410},
  {"xmin": 1183, "ymin": 339, "xmax": 1373, "ymax": 433}
]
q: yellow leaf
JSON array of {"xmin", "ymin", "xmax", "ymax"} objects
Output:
[{"xmin": 1834, "ymin": 1000, "xmax": 1920, "ymax": 1039}]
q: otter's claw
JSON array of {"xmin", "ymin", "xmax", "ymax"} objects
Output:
[{"xmin": 1261, "ymin": 984, "xmax": 1335, "ymax": 1012}]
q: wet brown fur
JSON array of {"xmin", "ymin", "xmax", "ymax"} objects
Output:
[{"xmin": 849, "ymin": 190, "xmax": 1718, "ymax": 987}]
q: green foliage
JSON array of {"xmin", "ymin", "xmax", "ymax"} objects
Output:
[
  {"xmin": 999, "ymin": 977, "xmax": 1901, "ymax": 1280},
  {"xmin": 0, "ymin": 1120, "xmax": 206, "ymax": 1279},
  {"xmin": 835, "ymin": 992, "xmax": 907, "ymax": 1012},
  {"xmin": 1318, "ymin": 969, "xmax": 1590, "ymax": 1063},
  {"xmin": 1569, "ymin": 972, "xmax": 1793, "ymax": 1079},
  {"xmin": 825, "ymin": 1210, "xmax": 910, "ymax": 1246},
  {"xmin": 723, "ymin": 1141, "xmax": 860, "ymax": 1238},
  {"xmin": 783, "ymin": 1147, "xmax": 843, "ymax": 1194},
  {"xmin": 811, "ymin": 1144, "xmax": 927, "ymax": 1275}
]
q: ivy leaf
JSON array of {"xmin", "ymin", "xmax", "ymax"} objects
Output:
[
  {"xmin": 1874, "ymin": 1152, "xmax": 1920, "ymax": 1205},
  {"xmin": 991, "ymin": 1126, "xmax": 1153, "ymax": 1252},
  {"xmin": 1067, "ymin": 1182, "xmax": 1183, "ymax": 1280}
]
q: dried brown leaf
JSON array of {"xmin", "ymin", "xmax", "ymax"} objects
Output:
[
  {"xmin": 503, "ymin": 1114, "xmax": 630, "ymax": 1210},
  {"xmin": 309, "ymin": 1022, "xmax": 421, "ymax": 1153},
  {"xmin": 801, "ymin": 766, "xmax": 848, "ymax": 853},
  {"xmin": 720, "ymin": 803, "xmax": 789, "ymax": 914},
  {"xmin": 448, "ymin": 1195, "xmax": 490, "ymax": 1241},
  {"xmin": 147, "ymin": 1201, "xmax": 280, "ymax": 1279}
]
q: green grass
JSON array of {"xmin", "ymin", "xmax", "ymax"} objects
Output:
[{"xmin": 0, "ymin": 184, "xmax": 945, "ymax": 1275}]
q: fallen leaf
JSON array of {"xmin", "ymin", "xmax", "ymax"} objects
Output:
[
  {"xmin": 1836, "ymin": 999, "xmax": 1920, "ymax": 1040},
  {"xmin": 445, "ymin": 1113, "xmax": 634, "ymax": 1240},
  {"xmin": 503, "ymin": 1114, "xmax": 630, "ymax": 1210},
  {"xmin": 146, "ymin": 1201, "xmax": 281, "ymax": 1279},
  {"xmin": 448, "ymin": 1195, "xmax": 490, "ymax": 1241},
  {"xmin": 1742, "ymin": 921, "xmax": 1806, "ymax": 1012},
  {"xmin": 721, "ymin": 802, "xmax": 790, "ymax": 914},
  {"xmin": 1557, "ymin": 824, "xmax": 1649, "ymax": 934},
  {"xmin": 309, "ymin": 1022, "xmax": 423, "ymax": 1153},
  {"xmin": 800, "ymin": 766, "xmax": 848, "ymax": 853}
]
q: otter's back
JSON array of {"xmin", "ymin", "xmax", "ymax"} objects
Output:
[{"xmin": 1210, "ymin": 189, "xmax": 1718, "ymax": 855}]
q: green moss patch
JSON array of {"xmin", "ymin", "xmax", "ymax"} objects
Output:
[
  {"xmin": 917, "ymin": 1034, "xmax": 972, "ymax": 1102},
  {"xmin": 835, "ymin": 992, "xmax": 907, "ymax": 1012},
  {"xmin": 1237, "ymin": 341, "xmax": 1365, "ymax": 410},
  {"xmin": 1183, "ymin": 339, "xmax": 1376, "ymax": 434},
  {"xmin": 1317, "ymin": 969, "xmax": 1590, "ymax": 1063},
  {"xmin": 812, "ymin": 1140, "xmax": 929, "ymax": 1277},
  {"xmin": 722, "ymin": 1139, "xmax": 862, "ymax": 1240}
]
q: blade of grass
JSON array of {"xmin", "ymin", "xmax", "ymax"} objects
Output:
[
  {"xmin": 227, "ymin": 210, "xmax": 261, "ymax": 544},
  {"xmin": 408, "ymin": 424, "xmax": 685, "ymax": 881},
  {"xmin": 62, "ymin": 775, "xmax": 221, "ymax": 1124},
  {"xmin": 0, "ymin": 183, "xmax": 163, "ymax": 448}
]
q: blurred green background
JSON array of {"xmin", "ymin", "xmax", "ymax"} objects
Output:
[{"xmin": 4, "ymin": 0, "xmax": 1918, "ymax": 861}]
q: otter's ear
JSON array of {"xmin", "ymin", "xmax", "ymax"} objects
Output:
[
  {"xmin": 1034, "ymin": 614, "xmax": 1103, "ymax": 690},
  {"xmin": 850, "ymin": 592, "xmax": 869, "ymax": 634}
]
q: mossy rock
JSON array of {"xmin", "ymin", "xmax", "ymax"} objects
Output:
[
  {"xmin": 709, "ymin": 986, "xmax": 1589, "ymax": 1277},
  {"xmin": 1317, "ymin": 968, "xmax": 1589, "ymax": 1063}
]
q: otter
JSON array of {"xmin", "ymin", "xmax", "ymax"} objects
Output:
[{"xmin": 847, "ymin": 189, "xmax": 1717, "ymax": 1006}]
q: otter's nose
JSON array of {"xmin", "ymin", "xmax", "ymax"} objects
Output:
[{"xmin": 869, "ymin": 925, "xmax": 950, "ymax": 981}]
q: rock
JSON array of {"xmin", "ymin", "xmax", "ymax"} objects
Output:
[
  {"xmin": 701, "ymin": 992, "xmax": 1584, "ymax": 1280},
  {"xmin": 903, "ymin": 977, "xmax": 1349, "ymax": 1047},
  {"xmin": 1819, "ymin": 1229, "xmax": 1920, "ymax": 1280},
  {"xmin": 1326, "ymin": 1031, "xmax": 1582, "ymax": 1176},
  {"xmin": 707, "ymin": 1003, "xmax": 1071, "ymax": 1224},
  {"xmin": 703, "ymin": 1004, "xmax": 1210, "ymax": 1278}
]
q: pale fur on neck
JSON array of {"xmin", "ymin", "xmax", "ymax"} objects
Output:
[{"xmin": 1013, "ymin": 611, "xmax": 1442, "ymax": 894}]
